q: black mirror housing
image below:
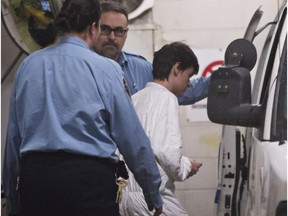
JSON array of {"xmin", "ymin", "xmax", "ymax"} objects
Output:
[{"xmin": 207, "ymin": 66, "xmax": 262, "ymax": 127}]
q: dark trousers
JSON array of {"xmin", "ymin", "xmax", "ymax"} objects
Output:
[{"xmin": 19, "ymin": 152, "xmax": 119, "ymax": 216}]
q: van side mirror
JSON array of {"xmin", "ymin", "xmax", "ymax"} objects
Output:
[
  {"xmin": 207, "ymin": 66, "xmax": 262, "ymax": 127},
  {"xmin": 207, "ymin": 39, "xmax": 262, "ymax": 127}
]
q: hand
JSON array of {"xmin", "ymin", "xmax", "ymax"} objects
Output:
[
  {"xmin": 145, "ymin": 195, "xmax": 163, "ymax": 215},
  {"xmin": 147, "ymin": 203, "xmax": 162, "ymax": 216},
  {"xmin": 189, "ymin": 160, "xmax": 202, "ymax": 177},
  {"xmin": 153, "ymin": 206, "xmax": 163, "ymax": 216}
]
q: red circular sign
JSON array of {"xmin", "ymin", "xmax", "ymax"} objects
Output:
[{"xmin": 202, "ymin": 60, "xmax": 224, "ymax": 77}]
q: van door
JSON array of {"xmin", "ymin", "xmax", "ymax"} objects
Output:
[
  {"xmin": 214, "ymin": 7, "xmax": 263, "ymax": 216},
  {"xmin": 214, "ymin": 2, "xmax": 287, "ymax": 216}
]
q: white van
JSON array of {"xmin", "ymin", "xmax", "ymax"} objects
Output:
[{"xmin": 208, "ymin": 1, "xmax": 287, "ymax": 216}]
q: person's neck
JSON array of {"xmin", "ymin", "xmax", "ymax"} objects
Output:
[
  {"xmin": 66, "ymin": 32, "xmax": 90, "ymax": 46},
  {"xmin": 154, "ymin": 79, "xmax": 171, "ymax": 91},
  {"xmin": 114, "ymin": 53, "xmax": 121, "ymax": 62}
]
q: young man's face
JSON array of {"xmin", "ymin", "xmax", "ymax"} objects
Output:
[
  {"xmin": 173, "ymin": 67, "xmax": 195, "ymax": 97},
  {"xmin": 93, "ymin": 11, "xmax": 128, "ymax": 61}
]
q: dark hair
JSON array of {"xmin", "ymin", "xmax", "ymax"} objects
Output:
[
  {"xmin": 54, "ymin": 0, "xmax": 101, "ymax": 35},
  {"xmin": 101, "ymin": 1, "xmax": 128, "ymax": 20},
  {"xmin": 152, "ymin": 42, "xmax": 199, "ymax": 81}
]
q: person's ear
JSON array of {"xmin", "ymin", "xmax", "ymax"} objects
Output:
[
  {"xmin": 89, "ymin": 22, "xmax": 100, "ymax": 36},
  {"xmin": 173, "ymin": 62, "xmax": 181, "ymax": 76}
]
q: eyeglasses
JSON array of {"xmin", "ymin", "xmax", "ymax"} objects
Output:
[{"xmin": 100, "ymin": 25, "xmax": 128, "ymax": 37}]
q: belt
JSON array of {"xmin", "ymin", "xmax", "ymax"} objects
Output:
[{"xmin": 21, "ymin": 150, "xmax": 115, "ymax": 169}]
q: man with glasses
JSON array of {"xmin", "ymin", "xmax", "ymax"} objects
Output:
[{"xmin": 93, "ymin": 1, "xmax": 210, "ymax": 103}]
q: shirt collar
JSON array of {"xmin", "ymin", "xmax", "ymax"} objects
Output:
[
  {"xmin": 59, "ymin": 36, "xmax": 90, "ymax": 50},
  {"xmin": 117, "ymin": 51, "xmax": 128, "ymax": 66}
]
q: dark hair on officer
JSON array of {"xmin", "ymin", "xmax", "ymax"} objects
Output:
[
  {"xmin": 54, "ymin": 0, "xmax": 101, "ymax": 35},
  {"xmin": 101, "ymin": 1, "xmax": 128, "ymax": 20},
  {"xmin": 152, "ymin": 42, "xmax": 199, "ymax": 81}
]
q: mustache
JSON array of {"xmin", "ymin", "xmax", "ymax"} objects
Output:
[{"xmin": 103, "ymin": 42, "xmax": 119, "ymax": 48}]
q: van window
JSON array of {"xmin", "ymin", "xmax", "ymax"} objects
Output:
[
  {"xmin": 271, "ymin": 38, "xmax": 287, "ymax": 142},
  {"xmin": 259, "ymin": 8, "xmax": 287, "ymax": 104}
]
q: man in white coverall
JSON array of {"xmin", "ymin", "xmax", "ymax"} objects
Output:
[{"xmin": 120, "ymin": 42, "xmax": 203, "ymax": 216}]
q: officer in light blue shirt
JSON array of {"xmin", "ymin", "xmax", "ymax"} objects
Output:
[
  {"xmin": 2, "ymin": 0, "xmax": 163, "ymax": 215},
  {"xmin": 93, "ymin": 1, "xmax": 210, "ymax": 104}
]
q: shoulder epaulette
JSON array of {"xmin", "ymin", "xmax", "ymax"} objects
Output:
[{"xmin": 123, "ymin": 51, "xmax": 148, "ymax": 61}]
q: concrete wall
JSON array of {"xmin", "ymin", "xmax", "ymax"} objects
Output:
[{"xmin": 1, "ymin": 0, "xmax": 282, "ymax": 215}]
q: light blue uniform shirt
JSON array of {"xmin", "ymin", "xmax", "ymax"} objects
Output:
[
  {"xmin": 3, "ymin": 36, "xmax": 163, "ymax": 215},
  {"xmin": 117, "ymin": 51, "xmax": 210, "ymax": 104}
]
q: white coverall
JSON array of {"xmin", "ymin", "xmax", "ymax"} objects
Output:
[{"xmin": 120, "ymin": 82, "xmax": 192, "ymax": 216}]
